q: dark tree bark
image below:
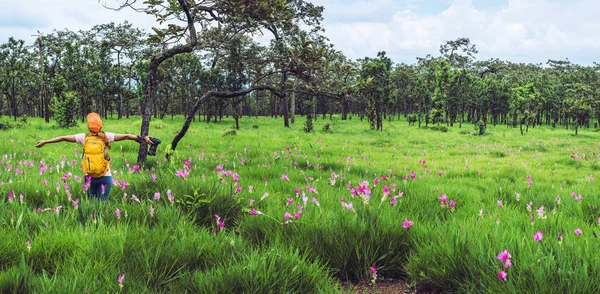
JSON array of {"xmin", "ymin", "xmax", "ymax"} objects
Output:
[{"xmin": 136, "ymin": 0, "xmax": 197, "ymax": 165}]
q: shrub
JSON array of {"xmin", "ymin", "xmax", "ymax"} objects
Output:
[
  {"xmin": 222, "ymin": 129, "xmax": 237, "ymax": 136},
  {"xmin": 0, "ymin": 121, "xmax": 12, "ymax": 130},
  {"xmin": 304, "ymin": 114, "xmax": 313, "ymax": 133},
  {"xmin": 52, "ymin": 91, "xmax": 79, "ymax": 128},
  {"xmin": 322, "ymin": 123, "xmax": 332, "ymax": 133},
  {"xmin": 181, "ymin": 247, "xmax": 342, "ymax": 293},
  {"xmin": 407, "ymin": 114, "xmax": 417, "ymax": 126},
  {"xmin": 431, "ymin": 126, "xmax": 448, "ymax": 132},
  {"xmin": 478, "ymin": 120, "xmax": 486, "ymax": 136}
]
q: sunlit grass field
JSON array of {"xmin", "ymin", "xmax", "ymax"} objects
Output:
[{"xmin": 1, "ymin": 114, "xmax": 600, "ymax": 293}]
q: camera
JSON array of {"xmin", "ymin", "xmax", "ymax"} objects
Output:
[{"xmin": 148, "ymin": 137, "xmax": 161, "ymax": 156}]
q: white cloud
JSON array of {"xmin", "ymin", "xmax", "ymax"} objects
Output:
[
  {"xmin": 2, "ymin": 0, "xmax": 598, "ymax": 65},
  {"xmin": 319, "ymin": 0, "xmax": 600, "ymax": 65},
  {"xmin": 0, "ymin": 0, "xmax": 156, "ymax": 44}
]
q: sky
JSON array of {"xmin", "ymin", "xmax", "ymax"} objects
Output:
[{"xmin": 1, "ymin": 0, "xmax": 598, "ymax": 65}]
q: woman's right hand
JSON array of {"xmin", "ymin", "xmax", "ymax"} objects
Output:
[{"xmin": 35, "ymin": 140, "xmax": 46, "ymax": 148}]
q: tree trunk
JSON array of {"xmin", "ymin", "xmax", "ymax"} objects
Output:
[
  {"xmin": 342, "ymin": 97, "xmax": 348, "ymax": 120},
  {"xmin": 520, "ymin": 122, "xmax": 523, "ymax": 136},
  {"xmin": 117, "ymin": 52, "xmax": 123, "ymax": 119},
  {"xmin": 290, "ymin": 82, "xmax": 296, "ymax": 124},
  {"xmin": 280, "ymin": 72, "xmax": 289, "ymax": 128}
]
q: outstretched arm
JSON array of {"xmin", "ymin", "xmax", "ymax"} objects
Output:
[
  {"xmin": 35, "ymin": 135, "xmax": 76, "ymax": 148},
  {"xmin": 114, "ymin": 134, "xmax": 153, "ymax": 144}
]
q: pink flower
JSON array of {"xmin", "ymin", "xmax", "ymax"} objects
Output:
[
  {"xmin": 248, "ymin": 185, "xmax": 254, "ymax": 193},
  {"xmin": 294, "ymin": 213, "xmax": 301, "ymax": 220},
  {"xmin": 402, "ymin": 218, "xmax": 413, "ymax": 229},
  {"xmin": 533, "ymin": 230, "xmax": 543, "ymax": 242},
  {"xmin": 439, "ymin": 194, "xmax": 447, "ymax": 205},
  {"xmin": 118, "ymin": 273, "xmax": 125, "ymax": 287},
  {"xmin": 235, "ymin": 185, "xmax": 242, "ymax": 193},
  {"xmin": 249, "ymin": 208, "xmax": 261, "ymax": 215},
  {"xmin": 312, "ymin": 197, "xmax": 320, "ymax": 207},
  {"xmin": 342, "ymin": 202, "xmax": 354, "ymax": 212},
  {"xmin": 260, "ymin": 192, "xmax": 269, "ymax": 201},
  {"xmin": 558, "ymin": 231, "xmax": 563, "ymax": 242},
  {"xmin": 233, "ymin": 173, "xmax": 239, "ymax": 183},
  {"xmin": 449, "ymin": 200, "xmax": 456, "ymax": 209},
  {"xmin": 497, "ymin": 200, "xmax": 503, "ymax": 208},
  {"xmin": 116, "ymin": 208, "xmax": 121, "ymax": 220},
  {"xmin": 8, "ymin": 190, "xmax": 14, "ymax": 203},
  {"xmin": 176, "ymin": 169, "xmax": 190, "ymax": 180},
  {"xmin": 409, "ymin": 172, "xmax": 416, "ymax": 180},
  {"xmin": 216, "ymin": 164, "xmax": 223, "ymax": 172},
  {"xmin": 167, "ymin": 190, "xmax": 174, "ymax": 203},
  {"xmin": 497, "ymin": 250, "xmax": 510, "ymax": 262},
  {"xmin": 149, "ymin": 204, "xmax": 154, "ymax": 217},
  {"xmin": 215, "ymin": 214, "xmax": 225, "ymax": 229},
  {"xmin": 154, "ymin": 192, "xmax": 160, "ymax": 201},
  {"xmin": 72, "ymin": 199, "xmax": 79, "ymax": 210},
  {"xmin": 390, "ymin": 196, "xmax": 397, "ymax": 206},
  {"xmin": 504, "ymin": 259, "xmax": 512, "ymax": 269},
  {"xmin": 370, "ymin": 264, "xmax": 377, "ymax": 283},
  {"xmin": 438, "ymin": 170, "xmax": 443, "ymax": 177},
  {"xmin": 26, "ymin": 239, "xmax": 31, "ymax": 252},
  {"xmin": 373, "ymin": 178, "xmax": 380, "ymax": 186},
  {"xmin": 370, "ymin": 265, "xmax": 377, "ymax": 275},
  {"xmin": 284, "ymin": 212, "xmax": 291, "ymax": 219},
  {"xmin": 151, "ymin": 173, "xmax": 156, "ymax": 182},
  {"xmin": 281, "ymin": 174, "xmax": 289, "ymax": 181},
  {"xmin": 574, "ymin": 228, "xmax": 583, "ymax": 235},
  {"xmin": 497, "ymin": 271, "xmax": 507, "ymax": 281}
]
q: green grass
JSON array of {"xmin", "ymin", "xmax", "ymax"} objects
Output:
[{"xmin": 1, "ymin": 115, "xmax": 600, "ymax": 293}]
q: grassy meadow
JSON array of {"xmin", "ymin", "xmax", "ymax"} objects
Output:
[{"xmin": 1, "ymin": 114, "xmax": 600, "ymax": 293}]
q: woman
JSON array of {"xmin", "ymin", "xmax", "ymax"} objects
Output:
[{"xmin": 35, "ymin": 112, "xmax": 153, "ymax": 201}]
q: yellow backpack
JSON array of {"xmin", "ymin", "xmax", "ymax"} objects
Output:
[{"xmin": 82, "ymin": 134, "xmax": 111, "ymax": 178}]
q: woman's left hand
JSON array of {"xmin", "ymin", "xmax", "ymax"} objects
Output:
[{"xmin": 144, "ymin": 136, "xmax": 153, "ymax": 144}]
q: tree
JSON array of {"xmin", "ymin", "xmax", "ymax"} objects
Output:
[
  {"xmin": 0, "ymin": 38, "xmax": 29, "ymax": 121},
  {"xmin": 564, "ymin": 83, "xmax": 594, "ymax": 135},
  {"xmin": 358, "ymin": 51, "xmax": 392, "ymax": 131},
  {"xmin": 510, "ymin": 83, "xmax": 541, "ymax": 135}
]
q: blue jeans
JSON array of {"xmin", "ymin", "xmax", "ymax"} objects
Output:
[{"xmin": 88, "ymin": 176, "xmax": 113, "ymax": 201}]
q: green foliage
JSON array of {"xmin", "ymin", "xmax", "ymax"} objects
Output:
[
  {"xmin": 181, "ymin": 247, "xmax": 342, "ymax": 293},
  {"xmin": 50, "ymin": 74, "xmax": 78, "ymax": 128},
  {"xmin": 6, "ymin": 116, "xmax": 600, "ymax": 293},
  {"xmin": 322, "ymin": 123, "xmax": 332, "ymax": 133},
  {"xmin": 430, "ymin": 125, "xmax": 448, "ymax": 132},
  {"xmin": 304, "ymin": 114, "xmax": 313, "ymax": 133},
  {"xmin": 0, "ymin": 121, "xmax": 13, "ymax": 130},
  {"xmin": 478, "ymin": 120, "xmax": 486, "ymax": 136},
  {"xmin": 407, "ymin": 114, "xmax": 417, "ymax": 126},
  {"xmin": 51, "ymin": 91, "xmax": 79, "ymax": 128},
  {"xmin": 222, "ymin": 129, "xmax": 237, "ymax": 136}
]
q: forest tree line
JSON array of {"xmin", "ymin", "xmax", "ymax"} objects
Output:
[{"xmin": 1, "ymin": 0, "xmax": 600, "ymax": 144}]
